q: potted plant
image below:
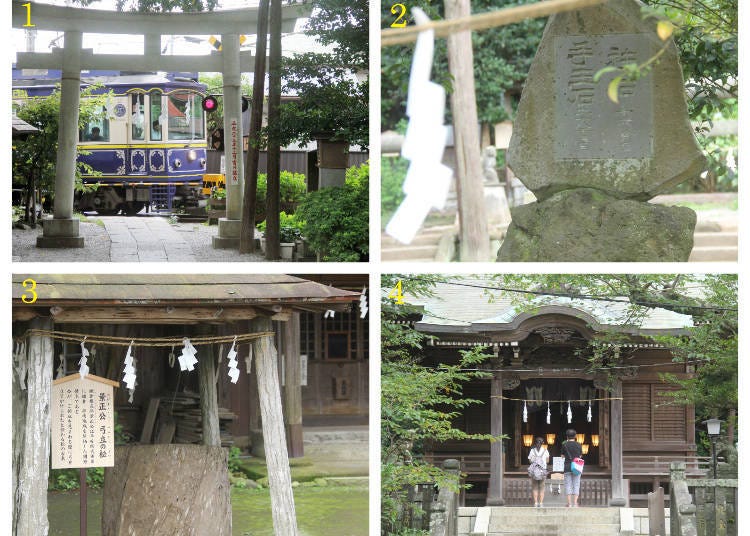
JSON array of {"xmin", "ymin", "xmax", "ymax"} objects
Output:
[{"xmin": 279, "ymin": 212, "xmax": 302, "ymax": 260}]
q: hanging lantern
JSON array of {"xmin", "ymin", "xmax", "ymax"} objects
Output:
[
  {"xmin": 591, "ymin": 434, "xmax": 600, "ymax": 447},
  {"xmin": 581, "ymin": 444, "xmax": 590, "ymax": 455},
  {"xmin": 522, "ymin": 434, "xmax": 534, "ymax": 447},
  {"xmin": 587, "ymin": 400, "xmax": 592, "ymax": 422},
  {"xmin": 576, "ymin": 433, "xmax": 586, "ymax": 444},
  {"xmin": 546, "ymin": 433, "xmax": 556, "ymax": 445},
  {"xmin": 567, "ymin": 401, "xmax": 572, "ymax": 423},
  {"xmin": 523, "ymin": 400, "xmax": 528, "ymax": 423}
]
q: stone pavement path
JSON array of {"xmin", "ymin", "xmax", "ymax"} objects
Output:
[
  {"xmin": 12, "ymin": 215, "xmax": 267, "ymax": 262},
  {"xmin": 104, "ymin": 217, "xmax": 196, "ymax": 262}
]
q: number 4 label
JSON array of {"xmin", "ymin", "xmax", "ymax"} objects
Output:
[{"xmin": 388, "ymin": 280, "xmax": 404, "ymax": 305}]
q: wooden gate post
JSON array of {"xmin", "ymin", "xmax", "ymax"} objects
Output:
[
  {"xmin": 283, "ymin": 313, "xmax": 304, "ymax": 457},
  {"xmin": 251, "ymin": 317, "xmax": 299, "ymax": 536},
  {"xmin": 14, "ymin": 317, "xmax": 54, "ymax": 536},
  {"xmin": 445, "ymin": 0, "xmax": 490, "ymax": 261},
  {"xmin": 198, "ymin": 331, "xmax": 221, "ymax": 447}
]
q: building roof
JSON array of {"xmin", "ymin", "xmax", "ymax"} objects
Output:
[
  {"xmin": 13, "ymin": 274, "xmax": 359, "ymax": 309},
  {"xmin": 404, "ymin": 278, "xmax": 693, "ymax": 336},
  {"xmin": 12, "ymin": 115, "xmax": 38, "ymax": 138}
]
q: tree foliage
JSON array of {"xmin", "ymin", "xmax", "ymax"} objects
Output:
[
  {"xmin": 381, "ymin": 275, "xmax": 498, "ymax": 534},
  {"xmin": 381, "ymin": 0, "xmax": 545, "ymax": 131},
  {"xmin": 13, "ymin": 86, "xmax": 109, "ymax": 222},
  {"xmin": 72, "ymin": 0, "xmax": 218, "ymax": 12},
  {"xmin": 276, "ymin": 0, "xmax": 369, "ymax": 148}
]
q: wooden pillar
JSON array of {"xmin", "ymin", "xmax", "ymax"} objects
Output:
[
  {"xmin": 14, "ymin": 317, "xmax": 54, "ymax": 535},
  {"xmin": 251, "ymin": 317, "xmax": 299, "ymax": 535},
  {"xmin": 284, "ymin": 314, "xmax": 303, "ymax": 458},
  {"xmin": 445, "ymin": 0, "xmax": 489, "ymax": 261},
  {"xmin": 198, "ymin": 332, "xmax": 221, "ymax": 447},
  {"xmin": 487, "ymin": 372, "xmax": 504, "ymax": 505},
  {"xmin": 609, "ymin": 379, "xmax": 626, "ymax": 506}
]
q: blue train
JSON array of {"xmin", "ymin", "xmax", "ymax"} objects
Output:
[{"xmin": 13, "ymin": 69, "xmax": 208, "ymax": 214}]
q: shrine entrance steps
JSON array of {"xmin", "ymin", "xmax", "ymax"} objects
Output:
[{"xmin": 457, "ymin": 506, "xmax": 624, "ymax": 536}]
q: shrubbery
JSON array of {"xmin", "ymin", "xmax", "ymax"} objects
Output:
[{"xmin": 296, "ymin": 163, "xmax": 369, "ymax": 262}]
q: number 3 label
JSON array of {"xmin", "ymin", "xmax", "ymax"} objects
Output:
[
  {"xmin": 391, "ymin": 3, "xmax": 407, "ymax": 28},
  {"xmin": 22, "ymin": 278, "xmax": 38, "ymax": 304}
]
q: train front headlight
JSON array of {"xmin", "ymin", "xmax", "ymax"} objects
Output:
[{"xmin": 187, "ymin": 150, "xmax": 197, "ymax": 162}]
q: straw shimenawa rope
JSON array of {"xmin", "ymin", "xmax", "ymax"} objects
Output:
[
  {"xmin": 381, "ymin": 0, "xmax": 608, "ymax": 46},
  {"xmin": 492, "ymin": 395, "xmax": 623, "ymax": 402},
  {"xmin": 16, "ymin": 329, "xmax": 274, "ymax": 347}
]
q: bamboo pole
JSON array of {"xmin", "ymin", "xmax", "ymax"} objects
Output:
[{"xmin": 382, "ymin": 0, "xmax": 607, "ymax": 46}]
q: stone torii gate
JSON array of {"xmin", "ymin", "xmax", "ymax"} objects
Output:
[{"xmin": 11, "ymin": 0, "xmax": 309, "ymax": 249}]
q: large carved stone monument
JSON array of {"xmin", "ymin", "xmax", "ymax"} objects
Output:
[{"xmin": 497, "ymin": 0, "xmax": 705, "ymax": 261}]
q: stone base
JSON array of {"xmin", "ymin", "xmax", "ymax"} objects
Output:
[
  {"xmin": 249, "ymin": 429, "xmax": 265, "ymax": 458},
  {"xmin": 37, "ymin": 218, "xmax": 84, "ymax": 248},
  {"xmin": 212, "ymin": 218, "xmax": 241, "ymax": 249},
  {"xmin": 609, "ymin": 497, "xmax": 627, "ymax": 507},
  {"xmin": 497, "ymin": 188, "xmax": 696, "ymax": 262},
  {"xmin": 319, "ymin": 168, "xmax": 346, "ymax": 188}
]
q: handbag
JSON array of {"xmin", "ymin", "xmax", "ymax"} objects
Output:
[
  {"xmin": 571, "ymin": 457, "xmax": 585, "ymax": 475},
  {"xmin": 528, "ymin": 462, "xmax": 548, "ymax": 481}
]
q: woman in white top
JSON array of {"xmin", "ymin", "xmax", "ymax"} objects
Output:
[{"xmin": 528, "ymin": 437, "xmax": 550, "ymax": 507}]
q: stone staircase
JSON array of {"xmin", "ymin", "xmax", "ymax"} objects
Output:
[
  {"xmin": 688, "ymin": 220, "xmax": 737, "ymax": 262},
  {"xmin": 382, "ymin": 225, "xmax": 457, "ymax": 262},
  {"xmin": 458, "ymin": 507, "xmax": 624, "ymax": 536}
]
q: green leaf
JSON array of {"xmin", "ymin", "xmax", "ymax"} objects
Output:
[
  {"xmin": 593, "ymin": 66, "xmax": 619, "ymax": 82},
  {"xmin": 607, "ymin": 76, "xmax": 622, "ymax": 104}
]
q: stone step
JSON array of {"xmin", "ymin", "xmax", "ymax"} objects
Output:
[
  {"xmin": 692, "ymin": 231, "xmax": 737, "ymax": 247},
  {"xmin": 688, "ymin": 246, "xmax": 738, "ymax": 262},
  {"xmin": 382, "ymin": 233, "xmax": 444, "ymax": 248},
  {"xmin": 382, "ymin": 244, "xmax": 438, "ymax": 261}
]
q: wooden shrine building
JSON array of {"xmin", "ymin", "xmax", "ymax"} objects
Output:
[
  {"xmin": 12, "ymin": 274, "xmax": 360, "ymax": 535},
  {"xmin": 405, "ymin": 280, "xmax": 698, "ymax": 507}
]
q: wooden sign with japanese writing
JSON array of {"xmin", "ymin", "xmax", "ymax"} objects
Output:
[{"xmin": 51, "ymin": 374, "xmax": 119, "ymax": 469}]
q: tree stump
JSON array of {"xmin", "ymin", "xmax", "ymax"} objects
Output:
[{"xmin": 102, "ymin": 445, "xmax": 231, "ymax": 536}]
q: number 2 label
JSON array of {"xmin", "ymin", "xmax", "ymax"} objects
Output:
[{"xmin": 390, "ymin": 3, "xmax": 407, "ymax": 28}]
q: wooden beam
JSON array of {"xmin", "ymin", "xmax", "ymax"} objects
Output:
[
  {"xmin": 251, "ymin": 316, "xmax": 299, "ymax": 535},
  {"xmin": 12, "ymin": 309, "xmax": 41, "ymax": 322},
  {"xmin": 487, "ymin": 372, "xmax": 504, "ymax": 505},
  {"xmin": 47, "ymin": 306, "xmax": 257, "ymax": 324}
]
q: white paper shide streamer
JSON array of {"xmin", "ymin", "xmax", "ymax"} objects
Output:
[
  {"xmin": 587, "ymin": 400, "xmax": 592, "ymax": 422},
  {"xmin": 546, "ymin": 402, "xmax": 551, "ymax": 425},
  {"xmin": 122, "ymin": 341, "xmax": 137, "ymax": 403},
  {"xmin": 567, "ymin": 401, "xmax": 573, "ymax": 424},
  {"xmin": 79, "ymin": 338, "xmax": 90, "ymax": 378},
  {"xmin": 178, "ymin": 338, "xmax": 199, "ymax": 371},
  {"xmin": 359, "ymin": 286, "xmax": 368, "ymax": 319},
  {"xmin": 227, "ymin": 336, "xmax": 240, "ymax": 384},
  {"xmin": 522, "ymin": 400, "xmax": 527, "ymax": 423},
  {"xmin": 385, "ymin": 7, "xmax": 452, "ymax": 244}
]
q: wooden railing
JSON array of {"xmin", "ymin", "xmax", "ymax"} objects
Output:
[
  {"xmin": 502, "ymin": 477, "xmax": 612, "ymax": 506},
  {"xmin": 623, "ymin": 455, "xmax": 714, "ymax": 476}
]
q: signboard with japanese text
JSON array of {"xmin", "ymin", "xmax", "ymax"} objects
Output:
[{"xmin": 51, "ymin": 374, "xmax": 119, "ymax": 469}]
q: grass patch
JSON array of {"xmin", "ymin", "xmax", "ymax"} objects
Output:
[{"xmin": 74, "ymin": 212, "xmax": 104, "ymax": 227}]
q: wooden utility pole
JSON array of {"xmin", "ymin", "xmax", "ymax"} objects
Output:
[
  {"xmin": 445, "ymin": 0, "xmax": 490, "ymax": 261},
  {"xmin": 251, "ymin": 317, "xmax": 299, "ymax": 535},
  {"xmin": 239, "ymin": 0, "xmax": 269, "ymax": 254},
  {"xmin": 265, "ymin": 0, "xmax": 282, "ymax": 260}
]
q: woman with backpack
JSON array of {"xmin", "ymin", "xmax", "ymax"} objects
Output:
[
  {"xmin": 527, "ymin": 436, "xmax": 549, "ymax": 507},
  {"xmin": 561, "ymin": 428, "xmax": 583, "ymax": 507}
]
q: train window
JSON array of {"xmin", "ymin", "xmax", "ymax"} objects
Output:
[
  {"xmin": 150, "ymin": 91, "xmax": 164, "ymax": 141},
  {"xmin": 168, "ymin": 91, "xmax": 204, "ymax": 141},
  {"xmin": 131, "ymin": 93, "xmax": 145, "ymax": 140},
  {"xmin": 79, "ymin": 106, "xmax": 110, "ymax": 142}
]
